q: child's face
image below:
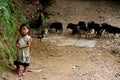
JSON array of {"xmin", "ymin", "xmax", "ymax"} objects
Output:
[{"xmin": 21, "ymin": 26, "xmax": 29, "ymax": 36}]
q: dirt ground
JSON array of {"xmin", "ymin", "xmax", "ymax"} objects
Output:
[{"xmin": 2, "ymin": 0, "xmax": 120, "ymax": 80}]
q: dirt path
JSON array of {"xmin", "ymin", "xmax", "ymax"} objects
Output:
[
  {"xmin": 19, "ymin": 35, "xmax": 119, "ymax": 80},
  {"xmin": 6, "ymin": 0, "xmax": 120, "ymax": 80}
]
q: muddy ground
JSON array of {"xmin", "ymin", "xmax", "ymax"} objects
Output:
[{"xmin": 1, "ymin": 0, "xmax": 120, "ymax": 80}]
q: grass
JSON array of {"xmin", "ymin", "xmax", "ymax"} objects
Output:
[
  {"xmin": 0, "ymin": 60, "xmax": 9, "ymax": 72},
  {"xmin": 0, "ymin": 0, "xmax": 26, "ymax": 71}
]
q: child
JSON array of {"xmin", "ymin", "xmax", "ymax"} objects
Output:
[{"xmin": 13, "ymin": 23, "xmax": 32, "ymax": 76}]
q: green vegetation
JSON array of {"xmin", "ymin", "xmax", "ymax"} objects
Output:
[
  {"xmin": 0, "ymin": 61, "xmax": 9, "ymax": 72},
  {"xmin": 0, "ymin": 0, "xmax": 26, "ymax": 71}
]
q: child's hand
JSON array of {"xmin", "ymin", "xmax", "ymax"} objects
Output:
[{"xmin": 16, "ymin": 44, "xmax": 23, "ymax": 49}]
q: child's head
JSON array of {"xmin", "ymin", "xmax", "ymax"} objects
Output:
[{"xmin": 19, "ymin": 23, "xmax": 30, "ymax": 36}]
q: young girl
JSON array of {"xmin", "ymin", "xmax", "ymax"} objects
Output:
[{"xmin": 13, "ymin": 23, "xmax": 32, "ymax": 76}]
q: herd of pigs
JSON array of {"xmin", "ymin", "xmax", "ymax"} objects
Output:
[{"xmin": 39, "ymin": 21, "xmax": 120, "ymax": 40}]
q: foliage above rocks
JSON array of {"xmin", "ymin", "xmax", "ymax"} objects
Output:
[{"xmin": 0, "ymin": 0, "xmax": 26, "ymax": 68}]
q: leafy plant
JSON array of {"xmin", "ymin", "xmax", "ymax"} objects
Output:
[{"xmin": 0, "ymin": 0, "xmax": 26, "ymax": 71}]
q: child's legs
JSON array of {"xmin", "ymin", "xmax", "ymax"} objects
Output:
[
  {"xmin": 23, "ymin": 64, "xmax": 29, "ymax": 72},
  {"xmin": 22, "ymin": 66, "xmax": 28, "ymax": 76},
  {"xmin": 14, "ymin": 61, "xmax": 20, "ymax": 69},
  {"xmin": 23, "ymin": 66, "xmax": 27, "ymax": 72},
  {"xmin": 16, "ymin": 65, "xmax": 20, "ymax": 69}
]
